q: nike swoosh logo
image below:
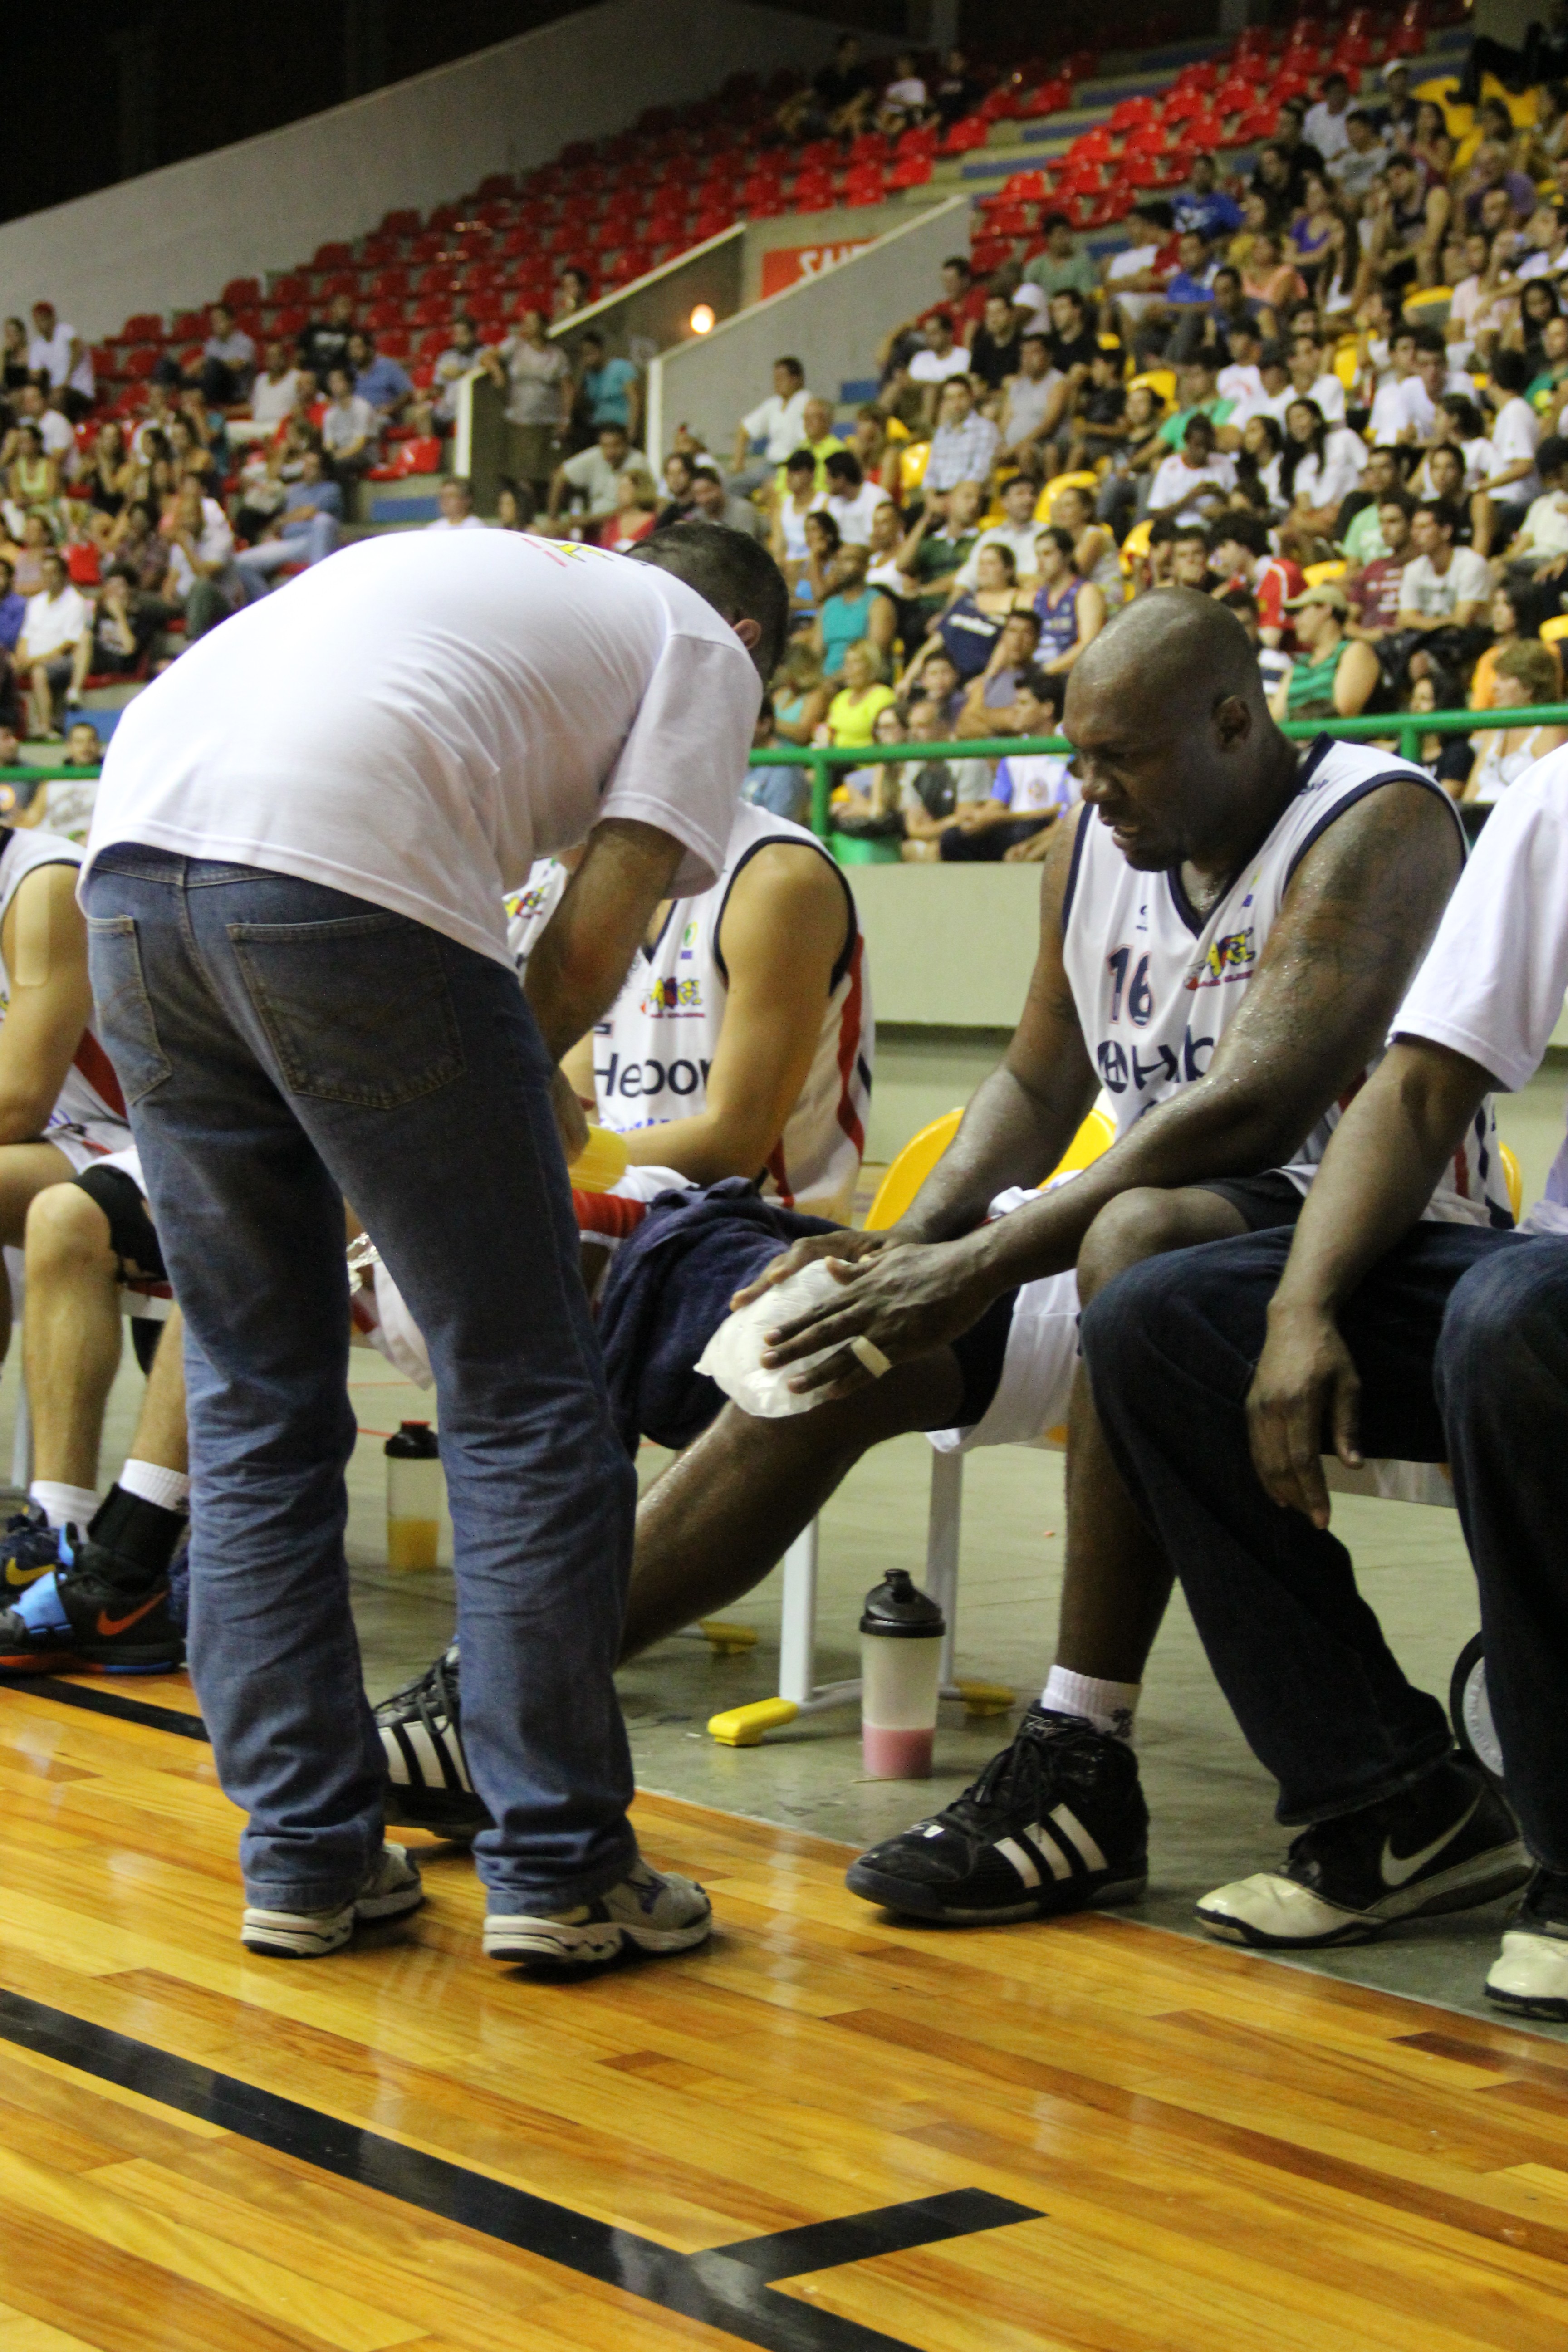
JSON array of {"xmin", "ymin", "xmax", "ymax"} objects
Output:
[
  {"xmin": 95, "ymin": 1592, "xmax": 165, "ymax": 1640},
  {"xmin": 4, "ymin": 1561, "xmax": 44, "ymax": 1588},
  {"xmin": 1382, "ymin": 1795, "xmax": 1480, "ymax": 1888}
]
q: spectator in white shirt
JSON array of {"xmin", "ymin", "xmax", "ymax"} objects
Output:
[
  {"xmin": 1216, "ymin": 321, "xmax": 1266, "ymax": 406},
  {"xmin": 16, "ymin": 551, "xmax": 89, "ymax": 736},
  {"xmin": 686, "ymin": 465, "xmax": 769, "ymax": 542},
  {"xmin": 731, "ymin": 357, "xmax": 811, "ymax": 494},
  {"xmin": 998, "ymin": 335, "xmax": 1069, "ymax": 466},
  {"xmin": 1484, "ymin": 349, "xmax": 1544, "ymax": 514},
  {"xmin": 1303, "ymin": 72, "xmax": 1354, "ymax": 164},
  {"xmin": 1285, "ymin": 331, "xmax": 1346, "ymax": 424},
  {"xmin": 249, "ymin": 343, "xmax": 302, "ymax": 432},
  {"xmin": 813, "ymin": 449, "xmax": 885, "ymax": 546},
  {"xmin": 426, "ymin": 478, "xmax": 485, "ymax": 530},
  {"xmin": 1501, "ymin": 431, "xmax": 1568, "ymax": 579},
  {"xmin": 548, "ymin": 422, "xmax": 640, "ymax": 531},
  {"xmin": 26, "ymin": 301, "xmax": 93, "ymax": 420},
  {"xmin": 1398, "ymin": 497, "xmax": 1492, "ymax": 651},
  {"xmin": 908, "ymin": 312, "xmax": 973, "ymax": 427},
  {"xmin": 956, "ymin": 474, "xmax": 1045, "ymax": 589},
  {"xmin": 1328, "ymin": 109, "xmax": 1390, "ymax": 205},
  {"xmin": 1280, "ymin": 398, "xmax": 1366, "ymax": 534},
  {"xmin": 320, "ymin": 368, "xmax": 380, "ymax": 477},
  {"xmin": 8, "ymin": 382, "xmax": 74, "ymax": 467},
  {"xmin": 432, "ymin": 316, "xmax": 485, "ymax": 428},
  {"xmin": 164, "ymin": 478, "xmax": 242, "ymax": 639},
  {"xmin": 1147, "ymin": 413, "xmax": 1236, "ymax": 525},
  {"xmin": 1370, "ymin": 328, "xmax": 1471, "ymax": 446}
]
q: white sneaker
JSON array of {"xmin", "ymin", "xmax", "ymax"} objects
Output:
[
  {"xmin": 242, "ymin": 1842, "xmax": 423, "ymax": 1958},
  {"xmin": 484, "ymin": 1857, "xmax": 712, "ymax": 1966},
  {"xmin": 1486, "ymin": 1868, "xmax": 1568, "ymax": 2018}
]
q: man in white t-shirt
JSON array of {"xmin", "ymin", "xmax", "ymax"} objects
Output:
[
  {"xmin": 249, "ymin": 342, "xmax": 302, "ymax": 431},
  {"xmin": 81, "ymin": 524, "xmax": 785, "ymax": 1968},
  {"xmin": 908, "ymin": 311, "xmax": 973, "ymax": 426},
  {"xmin": 1285, "ymin": 331, "xmax": 1347, "ymax": 425},
  {"xmin": 427, "ymin": 477, "xmax": 485, "ymax": 530},
  {"xmin": 26, "ymin": 301, "xmax": 94, "ymax": 417},
  {"xmin": 1397, "ymin": 498, "xmax": 1491, "ymax": 639},
  {"xmin": 955, "ymin": 473, "xmax": 1043, "ymax": 588},
  {"xmin": 730, "ymin": 356, "xmax": 812, "ymax": 494},
  {"xmin": 16, "ymin": 554, "xmax": 90, "ymax": 737},
  {"xmin": 1502, "ymin": 431, "xmax": 1568, "ymax": 578},
  {"xmin": 1303, "ymin": 72, "xmax": 1353, "ymax": 164},
  {"xmin": 1147, "ymin": 413, "xmax": 1235, "ymax": 525},
  {"xmin": 1078, "ymin": 744, "xmax": 1568, "ymax": 2012}
]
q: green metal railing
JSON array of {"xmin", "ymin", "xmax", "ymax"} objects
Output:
[{"xmin": 753, "ymin": 708, "xmax": 1568, "ymax": 840}]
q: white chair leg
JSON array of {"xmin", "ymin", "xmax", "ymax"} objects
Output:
[
  {"xmin": 926, "ymin": 1447, "xmax": 962, "ymax": 1686},
  {"xmin": 777, "ymin": 1518, "xmax": 819, "ymax": 1708}
]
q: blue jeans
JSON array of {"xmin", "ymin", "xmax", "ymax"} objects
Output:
[
  {"xmin": 1080, "ymin": 1222, "xmax": 1565, "ymax": 1851},
  {"xmin": 84, "ymin": 849, "xmax": 638, "ymax": 1913}
]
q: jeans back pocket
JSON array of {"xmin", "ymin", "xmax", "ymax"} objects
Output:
[
  {"xmin": 87, "ymin": 915, "xmax": 172, "ymax": 1105},
  {"xmin": 229, "ymin": 912, "xmax": 465, "ymax": 1110}
]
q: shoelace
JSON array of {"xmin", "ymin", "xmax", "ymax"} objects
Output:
[
  {"xmin": 943, "ymin": 1712, "xmax": 1092, "ymax": 1834},
  {"xmin": 377, "ymin": 1645, "xmax": 460, "ymax": 1735}
]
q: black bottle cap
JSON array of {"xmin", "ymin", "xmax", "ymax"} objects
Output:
[
  {"xmin": 859, "ymin": 1568, "xmax": 945, "ymax": 1638},
  {"xmin": 385, "ymin": 1420, "xmax": 440, "ymax": 1458}
]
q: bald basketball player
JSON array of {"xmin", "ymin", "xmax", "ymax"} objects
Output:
[{"xmin": 385, "ymin": 593, "xmax": 1510, "ymax": 1915}]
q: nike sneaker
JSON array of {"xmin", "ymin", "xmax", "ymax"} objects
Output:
[
  {"xmin": 0, "ymin": 1534, "xmax": 185, "ymax": 1675},
  {"xmin": 243, "ymin": 1843, "xmax": 424, "ymax": 1958},
  {"xmin": 844, "ymin": 1705, "xmax": 1150, "ymax": 1923},
  {"xmin": 376, "ymin": 1644, "xmax": 492, "ymax": 1836},
  {"xmin": 1485, "ymin": 1868, "xmax": 1568, "ymax": 2019},
  {"xmin": 484, "ymin": 1857, "xmax": 712, "ymax": 1967},
  {"xmin": 0, "ymin": 1504, "xmax": 64, "ymax": 1595},
  {"xmin": 1196, "ymin": 1757, "xmax": 1529, "ymax": 1950}
]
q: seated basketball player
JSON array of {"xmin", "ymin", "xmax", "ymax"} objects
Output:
[{"xmin": 378, "ymin": 593, "xmax": 1514, "ymax": 1907}]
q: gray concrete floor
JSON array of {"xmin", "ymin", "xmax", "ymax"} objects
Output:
[{"xmin": 29, "ymin": 1056, "xmax": 1568, "ymax": 2041}]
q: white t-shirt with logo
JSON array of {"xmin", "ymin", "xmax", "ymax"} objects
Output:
[
  {"xmin": 1392, "ymin": 742, "xmax": 1568, "ymax": 1230},
  {"xmin": 993, "ymin": 753, "xmax": 1079, "ymax": 817},
  {"xmin": 1147, "ymin": 451, "xmax": 1236, "ymax": 523},
  {"xmin": 1490, "ymin": 392, "xmax": 1541, "ymax": 500},
  {"xmin": 86, "ymin": 533, "xmax": 762, "ymax": 971},
  {"xmin": 21, "ymin": 585, "xmax": 88, "ymax": 661},
  {"xmin": 1398, "ymin": 544, "xmax": 1491, "ymax": 618}
]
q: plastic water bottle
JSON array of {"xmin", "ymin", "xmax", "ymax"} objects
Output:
[
  {"xmin": 571, "ymin": 1124, "xmax": 630, "ymax": 1193},
  {"xmin": 860, "ymin": 1570, "xmax": 945, "ymax": 1778},
  {"xmin": 385, "ymin": 1421, "xmax": 441, "ymax": 1570}
]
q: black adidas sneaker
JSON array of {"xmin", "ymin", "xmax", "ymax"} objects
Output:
[
  {"xmin": 1196, "ymin": 1756, "xmax": 1529, "ymax": 1950},
  {"xmin": 845, "ymin": 1705, "xmax": 1150, "ymax": 1923},
  {"xmin": 0, "ymin": 1534, "xmax": 184, "ymax": 1675},
  {"xmin": 375, "ymin": 1644, "xmax": 492, "ymax": 1837}
]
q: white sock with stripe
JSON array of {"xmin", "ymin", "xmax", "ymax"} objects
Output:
[
  {"xmin": 30, "ymin": 1480, "xmax": 98, "ymax": 1533},
  {"xmin": 1041, "ymin": 1665, "xmax": 1140, "ymax": 1744}
]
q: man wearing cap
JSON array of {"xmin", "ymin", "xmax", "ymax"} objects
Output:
[{"xmin": 1268, "ymin": 580, "xmax": 1381, "ymax": 723}]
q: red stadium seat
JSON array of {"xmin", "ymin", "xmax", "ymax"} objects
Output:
[
  {"xmin": 409, "ymin": 297, "xmax": 447, "ymax": 328},
  {"xmin": 376, "ymin": 327, "xmax": 411, "ymax": 358},
  {"xmin": 169, "ymin": 311, "xmax": 205, "ymax": 340},
  {"xmin": 887, "ymin": 155, "xmax": 933, "ymax": 190},
  {"xmin": 270, "ymin": 273, "xmax": 308, "ymax": 304},
  {"xmin": 372, "ymin": 267, "xmax": 410, "ymax": 298},
  {"xmin": 365, "ymin": 299, "xmax": 406, "ymax": 331},
  {"xmin": 269, "ymin": 306, "xmax": 307, "ymax": 338},
  {"xmin": 1109, "ymin": 96, "xmax": 1156, "ymax": 131},
  {"xmin": 313, "ymin": 241, "xmax": 353, "ymax": 270},
  {"xmin": 222, "ymin": 276, "xmax": 261, "ymax": 309},
  {"xmin": 119, "ymin": 312, "xmax": 164, "ymax": 341},
  {"xmin": 124, "ymin": 347, "xmax": 158, "ymax": 380},
  {"xmin": 381, "ymin": 210, "xmax": 421, "ymax": 236},
  {"xmin": 318, "ymin": 271, "xmax": 357, "ymax": 300}
]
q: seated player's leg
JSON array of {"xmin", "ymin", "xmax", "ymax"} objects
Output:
[
  {"xmin": 1077, "ymin": 1224, "xmax": 1529, "ymax": 1951},
  {"xmin": 0, "ymin": 1141, "xmax": 99, "ymax": 1588},
  {"xmin": 1434, "ymin": 1241, "xmax": 1568, "ymax": 2016},
  {"xmin": 846, "ymin": 1181, "xmax": 1274, "ymax": 1924},
  {"xmin": 0, "ymin": 1166, "xmax": 188, "ymax": 1674}
]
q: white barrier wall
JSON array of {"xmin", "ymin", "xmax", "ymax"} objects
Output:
[
  {"xmin": 646, "ymin": 192, "xmax": 970, "ymax": 462},
  {"xmin": 0, "ymin": 0, "xmax": 879, "ymax": 343}
]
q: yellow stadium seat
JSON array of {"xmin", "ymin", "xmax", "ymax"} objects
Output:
[
  {"xmin": 1119, "ymin": 516, "xmax": 1154, "ymax": 573},
  {"xmin": 1332, "ymin": 337, "xmax": 1359, "ymax": 390},
  {"xmin": 1131, "ymin": 368, "xmax": 1176, "ymax": 406},
  {"xmin": 1403, "ymin": 285, "xmax": 1452, "ymax": 323},
  {"xmin": 866, "ymin": 1104, "xmax": 1113, "ymax": 1231},
  {"xmin": 894, "ymin": 438, "xmax": 930, "ymax": 495},
  {"xmin": 1541, "ymin": 614, "xmax": 1568, "ymax": 644},
  {"xmin": 1303, "ymin": 559, "xmax": 1348, "ymax": 586}
]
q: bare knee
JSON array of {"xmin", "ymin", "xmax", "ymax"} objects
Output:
[
  {"xmin": 24, "ymin": 1182, "xmax": 115, "ymax": 1287},
  {"xmin": 1077, "ymin": 1186, "xmax": 1228, "ymax": 1303}
]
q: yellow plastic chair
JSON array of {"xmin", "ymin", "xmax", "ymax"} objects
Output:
[
  {"xmin": 1332, "ymin": 336, "xmax": 1360, "ymax": 391},
  {"xmin": 1540, "ymin": 614, "xmax": 1568, "ymax": 645},
  {"xmin": 1130, "ymin": 367, "xmax": 1176, "ymax": 407},
  {"xmin": 1303, "ymin": 559, "xmax": 1348, "ymax": 587},
  {"xmin": 1501, "ymin": 1142, "xmax": 1523, "ymax": 1221},
  {"xmin": 710, "ymin": 1104, "xmax": 1114, "ymax": 1748},
  {"xmin": 1119, "ymin": 516, "xmax": 1154, "ymax": 574},
  {"xmin": 894, "ymin": 437, "xmax": 931, "ymax": 496}
]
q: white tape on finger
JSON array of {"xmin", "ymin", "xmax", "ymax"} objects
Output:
[{"xmin": 848, "ymin": 1334, "xmax": 891, "ymax": 1379}]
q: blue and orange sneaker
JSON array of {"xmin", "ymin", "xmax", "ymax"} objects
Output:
[
  {"xmin": 0, "ymin": 1504, "xmax": 64, "ymax": 1596},
  {"xmin": 0, "ymin": 1531, "xmax": 184, "ymax": 1675}
]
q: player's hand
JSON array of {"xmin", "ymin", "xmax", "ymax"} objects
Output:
[
  {"xmin": 550, "ymin": 1066, "xmax": 589, "ymax": 1164},
  {"xmin": 730, "ymin": 1225, "xmax": 894, "ymax": 1309},
  {"xmin": 759, "ymin": 1235, "xmax": 994, "ymax": 1398},
  {"xmin": 1246, "ymin": 1299, "xmax": 1362, "ymax": 1529}
]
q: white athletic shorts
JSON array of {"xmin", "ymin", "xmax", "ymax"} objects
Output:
[
  {"xmin": 928, "ymin": 1186, "xmax": 1081, "ymax": 1455},
  {"xmin": 46, "ymin": 1124, "xmax": 141, "ymax": 1180}
]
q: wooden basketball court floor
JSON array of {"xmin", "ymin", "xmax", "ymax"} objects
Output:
[{"xmin": 5, "ymin": 1670, "xmax": 1568, "ymax": 2352}]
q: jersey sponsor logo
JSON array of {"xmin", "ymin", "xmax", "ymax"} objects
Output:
[
  {"xmin": 637, "ymin": 975, "xmax": 704, "ymax": 1017},
  {"xmin": 1187, "ymin": 926, "xmax": 1257, "ymax": 990},
  {"xmin": 598, "ymin": 1051, "xmax": 712, "ymax": 1102}
]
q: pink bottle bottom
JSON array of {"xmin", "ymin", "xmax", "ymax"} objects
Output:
[{"xmin": 862, "ymin": 1724, "xmax": 935, "ymax": 1779}]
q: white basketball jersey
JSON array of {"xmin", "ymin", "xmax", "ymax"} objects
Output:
[
  {"xmin": 1062, "ymin": 736, "xmax": 1512, "ymax": 1225},
  {"xmin": 0, "ymin": 828, "xmax": 132, "ymax": 1167},
  {"xmin": 507, "ymin": 804, "xmax": 873, "ymax": 1221}
]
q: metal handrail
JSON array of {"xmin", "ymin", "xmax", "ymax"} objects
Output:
[{"xmin": 752, "ymin": 706, "xmax": 1568, "ymax": 839}]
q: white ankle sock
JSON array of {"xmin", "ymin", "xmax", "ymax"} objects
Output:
[
  {"xmin": 118, "ymin": 1458, "xmax": 191, "ymax": 1514},
  {"xmin": 30, "ymin": 1480, "xmax": 98, "ymax": 1533},
  {"xmin": 1041, "ymin": 1664, "xmax": 1141, "ymax": 1744}
]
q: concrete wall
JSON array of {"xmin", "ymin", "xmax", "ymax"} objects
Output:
[
  {"xmin": 646, "ymin": 191, "xmax": 970, "ymax": 461},
  {"xmin": 0, "ymin": 0, "xmax": 876, "ymax": 343},
  {"xmin": 548, "ymin": 226, "xmax": 747, "ymax": 367},
  {"xmin": 740, "ymin": 196, "xmax": 942, "ymax": 307},
  {"xmin": 852, "ymin": 864, "xmax": 1042, "ymax": 1029}
]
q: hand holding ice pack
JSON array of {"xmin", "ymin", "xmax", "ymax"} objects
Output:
[{"xmin": 696, "ymin": 1257, "xmax": 856, "ymax": 1418}]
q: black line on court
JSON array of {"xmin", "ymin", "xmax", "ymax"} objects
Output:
[
  {"xmin": 20, "ymin": 1676, "xmax": 210, "ymax": 1741},
  {"xmin": 706, "ymin": 2190, "xmax": 1040, "ymax": 2281}
]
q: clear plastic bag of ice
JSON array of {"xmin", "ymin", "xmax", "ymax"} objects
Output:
[{"xmin": 696, "ymin": 1256, "xmax": 853, "ymax": 1418}]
